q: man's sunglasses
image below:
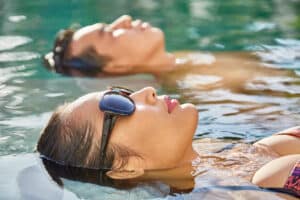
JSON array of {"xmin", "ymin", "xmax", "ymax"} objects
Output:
[{"xmin": 98, "ymin": 86, "xmax": 135, "ymax": 168}]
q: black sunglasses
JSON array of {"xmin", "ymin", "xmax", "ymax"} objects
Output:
[{"xmin": 98, "ymin": 86, "xmax": 135, "ymax": 168}]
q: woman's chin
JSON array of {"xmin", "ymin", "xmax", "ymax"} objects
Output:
[
  {"xmin": 181, "ymin": 103, "xmax": 197, "ymax": 113},
  {"xmin": 181, "ymin": 103, "xmax": 199, "ymax": 126}
]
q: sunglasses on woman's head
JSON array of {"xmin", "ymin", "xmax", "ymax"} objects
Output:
[{"xmin": 98, "ymin": 86, "xmax": 135, "ymax": 168}]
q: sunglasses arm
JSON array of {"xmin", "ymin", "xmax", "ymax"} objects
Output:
[{"xmin": 99, "ymin": 113, "xmax": 117, "ymax": 168}]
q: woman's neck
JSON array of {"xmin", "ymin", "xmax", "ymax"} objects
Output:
[
  {"xmin": 139, "ymin": 148, "xmax": 199, "ymax": 190},
  {"xmin": 141, "ymin": 161, "xmax": 196, "ymax": 190}
]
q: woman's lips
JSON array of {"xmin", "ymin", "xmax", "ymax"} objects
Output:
[{"xmin": 164, "ymin": 96, "xmax": 178, "ymax": 113}]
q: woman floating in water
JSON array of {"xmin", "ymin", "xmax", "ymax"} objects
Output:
[{"xmin": 37, "ymin": 86, "xmax": 300, "ymax": 199}]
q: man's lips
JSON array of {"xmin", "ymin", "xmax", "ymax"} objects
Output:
[{"xmin": 164, "ymin": 96, "xmax": 178, "ymax": 113}]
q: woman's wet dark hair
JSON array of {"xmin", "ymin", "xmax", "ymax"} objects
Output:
[
  {"xmin": 41, "ymin": 156, "xmax": 135, "ymax": 189},
  {"xmin": 37, "ymin": 103, "xmax": 141, "ymax": 187},
  {"xmin": 43, "ymin": 26, "xmax": 111, "ymax": 76}
]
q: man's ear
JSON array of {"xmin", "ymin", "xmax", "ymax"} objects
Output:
[
  {"xmin": 103, "ymin": 62, "xmax": 133, "ymax": 74},
  {"xmin": 106, "ymin": 168, "xmax": 144, "ymax": 180}
]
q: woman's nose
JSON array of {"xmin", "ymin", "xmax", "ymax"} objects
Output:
[
  {"xmin": 131, "ymin": 87, "xmax": 157, "ymax": 105},
  {"xmin": 110, "ymin": 15, "xmax": 132, "ymax": 30}
]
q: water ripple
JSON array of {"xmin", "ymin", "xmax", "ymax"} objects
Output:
[
  {"xmin": 246, "ymin": 21, "xmax": 276, "ymax": 32},
  {"xmin": 0, "ymin": 36, "xmax": 32, "ymax": 51},
  {"xmin": 8, "ymin": 15, "xmax": 27, "ymax": 23},
  {"xmin": 0, "ymin": 52, "xmax": 40, "ymax": 62},
  {"xmin": 178, "ymin": 74, "xmax": 223, "ymax": 89},
  {"xmin": 0, "ymin": 112, "xmax": 51, "ymax": 129},
  {"xmin": 246, "ymin": 76, "xmax": 300, "ymax": 95},
  {"xmin": 254, "ymin": 38, "xmax": 300, "ymax": 72}
]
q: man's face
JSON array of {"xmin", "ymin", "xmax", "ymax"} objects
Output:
[{"xmin": 69, "ymin": 15, "xmax": 166, "ymax": 74}]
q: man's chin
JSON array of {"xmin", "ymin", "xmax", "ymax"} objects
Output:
[{"xmin": 151, "ymin": 27, "xmax": 163, "ymax": 33}]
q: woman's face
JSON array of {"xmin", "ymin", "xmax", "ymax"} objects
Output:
[
  {"xmin": 70, "ymin": 15, "xmax": 166, "ymax": 73},
  {"xmin": 66, "ymin": 87, "xmax": 198, "ymax": 170}
]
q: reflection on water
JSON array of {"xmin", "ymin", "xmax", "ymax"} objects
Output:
[
  {"xmin": 160, "ymin": 46, "xmax": 299, "ymax": 141},
  {"xmin": 0, "ymin": 0, "xmax": 299, "ymax": 199},
  {"xmin": 0, "ymin": 36, "xmax": 31, "ymax": 51},
  {"xmin": 193, "ymin": 139, "xmax": 278, "ymax": 181},
  {"xmin": 0, "ymin": 51, "xmax": 39, "ymax": 62},
  {"xmin": 186, "ymin": 171, "xmax": 283, "ymax": 200},
  {"xmin": 0, "ymin": 152, "xmax": 285, "ymax": 200},
  {"xmin": 255, "ymin": 39, "xmax": 300, "ymax": 70}
]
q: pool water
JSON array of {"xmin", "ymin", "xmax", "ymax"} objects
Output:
[{"xmin": 0, "ymin": 0, "xmax": 299, "ymax": 199}]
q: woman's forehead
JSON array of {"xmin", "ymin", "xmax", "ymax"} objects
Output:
[
  {"xmin": 77, "ymin": 92, "xmax": 102, "ymax": 103},
  {"xmin": 64, "ymin": 92, "xmax": 104, "ymax": 121},
  {"xmin": 57, "ymin": 92, "xmax": 105, "ymax": 139}
]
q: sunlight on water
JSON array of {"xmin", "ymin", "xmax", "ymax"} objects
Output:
[
  {"xmin": 254, "ymin": 38, "xmax": 300, "ymax": 71},
  {"xmin": 0, "ymin": 52, "xmax": 40, "ymax": 62},
  {"xmin": 0, "ymin": 0, "xmax": 299, "ymax": 199},
  {"xmin": 8, "ymin": 15, "xmax": 27, "ymax": 23},
  {"xmin": 177, "ymin": 75, "xmax": 222, "ymax": 88},
  {"xmin": 0, "ymin": 36, "xmax": 32, "ymax": 51}
]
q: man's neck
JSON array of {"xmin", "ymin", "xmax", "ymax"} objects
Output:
[{"xmin": 131, "ymin": 50, "xmax": 177, "ymax": 74}]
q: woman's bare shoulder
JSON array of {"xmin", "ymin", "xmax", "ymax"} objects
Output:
[{"xmin": 254, "ymin": 126, "xmax": 300, "ymax": 156}]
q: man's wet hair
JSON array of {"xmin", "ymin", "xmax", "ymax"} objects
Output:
[{"xmin": 43, "ymin": 26, "xmax": 111, "ymax": 76}]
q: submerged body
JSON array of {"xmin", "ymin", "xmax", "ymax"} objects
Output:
[
  {"xmin": 193, "ymin": 139, "xmax": 278, "ymax": 181},
  {"xmin": 0, "ymin": 153, "xmax": 282, "ymax": 200},
  {"xmin": 193, "ymin": 138, "xmax": 300, "ymax": 200},
  {"xmin": 159, "ymin": 51, "xmax": 296, "ymax": 93}
]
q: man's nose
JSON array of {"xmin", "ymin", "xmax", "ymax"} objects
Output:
[{"xmin": 110, "ymin": 15, "xmax": 132, "ymax": 30}]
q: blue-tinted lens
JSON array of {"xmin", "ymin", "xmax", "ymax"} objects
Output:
[{"xmin": 99, "ymin": 93, "xmax": 135, "ymax": 115}]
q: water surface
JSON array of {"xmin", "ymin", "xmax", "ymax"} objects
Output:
[{"xmin": 0, "ymin": 0, "xmax": 299, "ymax": 199}]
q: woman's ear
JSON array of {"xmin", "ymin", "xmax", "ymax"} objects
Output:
[
  {"xmin": 103, "ymin": 62, "xmax": 133, "ymax": 74},
  {"xmin": 106, "ymin": 168, "xmax": 144, "ymax": 180}
]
